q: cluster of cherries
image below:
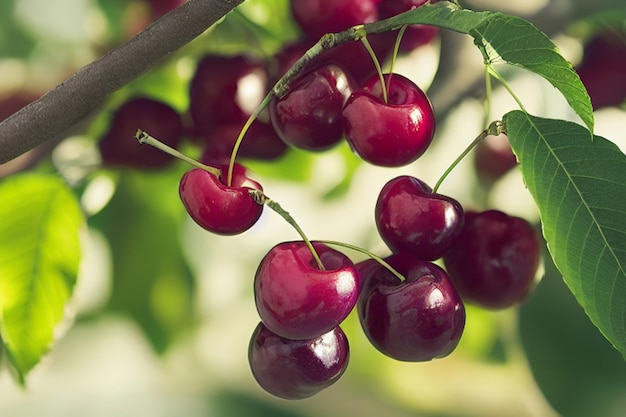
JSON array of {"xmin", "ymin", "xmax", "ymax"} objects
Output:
[{"xmin": 96, "ymin": 0, "xmax": 541, "ymax": 401}]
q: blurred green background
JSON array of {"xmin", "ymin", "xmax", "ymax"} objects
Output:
[{"xmin": 1, "ymin": 0, "xmax": 626, "ymax": 416}]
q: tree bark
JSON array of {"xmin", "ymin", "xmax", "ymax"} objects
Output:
[{"xmin": 0, "ymin": 0, "xmax": 244, "ymax": 165}]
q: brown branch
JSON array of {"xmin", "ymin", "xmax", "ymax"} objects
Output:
[{"xmin": 0, "ymin": 0, "xmax": 244, "ymax": 165}]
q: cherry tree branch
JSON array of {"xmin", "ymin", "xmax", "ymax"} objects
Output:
[{"xmin": 0, "ymin": 0, "xmax": 244, "ymax": 165}]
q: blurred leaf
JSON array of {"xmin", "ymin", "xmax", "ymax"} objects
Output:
[
  {"xmin": 383, "ymin": 2, "xmax": 594, "ymax": 132},
  {"xmin": 504, "ymin": 111, "xmax": 626, "ymax": 358},
  {"xmin": 91, "ymin": 168, "xmax": 195, "ymax": 353},
  {"xmin": 0, "ymin": 173, "xmax": 83, "ymax": 381},
  {"xmin": 210, "ymin": 390, "xmax": 310, "ymax": 417}
]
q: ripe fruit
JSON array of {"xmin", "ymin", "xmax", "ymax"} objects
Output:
[
  {"xmin": 474, "ymin": 133, "xmax": 517, "ymax": 184},
  {"xmin": 254, "ymin": 241, "xmax": 359, "ymax": 340},
  {"xmin": 375, "ymin": 176, "xmax": 464, "ymax": 260},
  {"xmin": 145, "ymin": 0, "xmax": 185, "ymax": 18},
  {"xmin": 248, "ymin": 322, "xmax": 349, "ymax": 400},
  {"xmin": 378, "ymin": 0, "xmax": 438, "ymax": 52},
  {"xmin": 189, "ymin": 54, "xmax": 268, "ymax": 136},
  {"xmin": 178, "ymin": 163, "xmax": 263, "ymax": 235},
  {"xmin": 269, "ymin": 63, "xmax": 356, "ymax": 151},
  {"xmin": 99, "ymin": 97, "xmax": 183, "ymax": 169},
  {"xmin": 342, "ymin": 73, "xmax": 436, "ymax": 167},
  {"xmin": 290, "ymin": 0, "xmax": 381, "ymax": 39},
  {"xmin": 357, "ymin": 252, "xmax": 465, "ymax": 361},
  {"xmin": 443, "ymin": 210, "xmax": 541, "ymax": 309}
]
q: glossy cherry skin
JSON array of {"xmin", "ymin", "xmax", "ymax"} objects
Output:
[
  {"xmin": 99, "ymin": 97, "xmax": 183, "ymax": 169},
  {"xmin": 375, "ymin": 176, "xmax": 464, "ymax": 261},
  {"xmin": 290, "ymin": 0, "xmax": 381, "ymax": 39},
  {"xmin": 474, "ymin": 133, "xmax": 517, "ymax": 184},
  {"xmin": 189, "ymin": 55, "xmax": 268, "ymax": 136},
  {"xmin": 270, "ymin": 64, "xmax": 355, "ymax": 151},
  {"xmin": 342, "ymin": 73, "xmax": 436, "ymax": 167},
  {"xmin": 178, "ymin": 163, "xmax": 263, "ymax": 235},
  {"xmin": 357, "ymin": 252, "xmax": 465, "ymax": 361},
  {"xmin": 443, "ymin": 210, "xmax": 541, "ymax": 310},
  {"xmin": 254, "ymin": 241, "xmax": 359, "ymax": 340},
  {"xmin": 248, "ymin": 322, "xmax": 349, "ymax": 400}
]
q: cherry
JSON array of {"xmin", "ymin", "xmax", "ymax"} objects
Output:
[
  {"xmin": 378, "ymin": 0, "xmax": 439, "ymax": 52},
  {"xmin": 443, "ymin": 210, "xmax": 541, "ymax": 309},
  {"xmin": 189, "ymin": 54, "xmax": 268, "ymax": 136},
  {"xmin": 269, "ymin": 63, "xmax": 356, "ymax": 151},
  {"xmin": 576, "ymin": 30, "xmax": 626, "ymax": 110},
  {"xmin": 200, "ymin": 120, "xmax": 288, "ymax": 165},
  {"xmin": 248, "ymin": 322, "xmax": 349, "ymax": 400},
  {"xmin": 357, "ymin": 252, "xmax": 465, "ymax": 361},
  {"xmin": 145, "ymin": 0, "xmax": 185, "ymax": 18},
  {"xmin": 99, "ymin": 97, "xmax": 183, "ymax": 169},
  {"xmin": 290, "ymin": 0, "xmax": 382, "ymax": 40},
  {"xmin": 474, "ymin": 133, "xmax": 518, "ymax": 184},
  {"xmin": 375, "ymin": 176, "xmax": 464, "ymax": 261},
  {"xmin": 342, "ymin": 73, "xmax": 436, "ymax": 167},
  {"xmin": 254, "ymin": 241, "xmax": 359, "ymax": 340},
  {"xmin": 178, "ymin": 163, "xmax": 263, "ymax": 235}
]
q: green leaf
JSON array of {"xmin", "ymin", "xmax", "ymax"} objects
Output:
[
  {"xmin": 0, "ymin": 173, "xmax": 83, "ymax": 380},
  {"xmin": 376, "ymin": 2, "xmax": 593, "ymax": 132},
  {"xmin": 503, "ymin": 110, "xmax": 626, "ymax": 358}
]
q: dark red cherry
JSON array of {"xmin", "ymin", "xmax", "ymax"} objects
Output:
[
  {"xmin": 270, "ymin": 63, "xmax": 356, "ymax": 151},
  {"xmin": 375, "ymin": 176, "xmax": 464, "ymax": 260},
  {"xmin": 248, "ymin": 323, "xmax": 349, "ymax": 400},
  {"xmin": 178, "ymin": 163, "xmax": 263, "ymax": 235},
  {"xmin": 357, "ymin": 252, "xmax": 465, "ymax": 361},
  {"xmin": 99, "ymin": 97, "xmax": 183, "ymax": 169},
  {"xmin": 254, "ymin": 241, "xmax": 359, "ymax": 340},
  {"xmin": 290, "ymin": 0, "xmax": 382, "ymax": 39},
  {"xmin": 189, "ymin": 55, "xmax": 268, "ymax": 136},
  {"xmin": 443, "ymin": 210, "xmax": 541, "ymax": 309},
  {"xmin": 474, "ymin": 133, "xmax": 517, "ymax": 184},
  {"xmin": 145, "ymin": 0, "xmax": 185, "ymax": 18},
  {"xmin": 342, "ymin": 73, "xmax": 436, "ymax": 167},
  {"xmin": 378, "ymin": 0, "xmax": 438, "ymax": 51}
]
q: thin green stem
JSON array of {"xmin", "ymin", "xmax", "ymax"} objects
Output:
[
  {"xmin": 361, "ymin": 35, "xmax": 388, "ymax": 103},
  {"xmin": 486, "ymin": 64, "xmax": 528, "ymax": 113},
  {"xmin": 320, "ymin": 240, "xmax": 406, "ymax": 282},
  {"xmin": 483, "ymin": 66, "xmax": 493, "ymax": 129},
  {"xmin": 250, "ymin": 190, "xmax": 325, "ymax": 271},
  {"xmin": 389, "ymin": 25, "xmax": 408, "ymax": 75},
  {"xmin": 135, "ymin": 129, "xmax": 221, "ymax": 176},
  {"xmin": 432, "ymin": 120, "xmax": 503, "ymax": 193}
]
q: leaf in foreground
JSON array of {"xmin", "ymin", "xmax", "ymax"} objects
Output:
[
  {"xmin": 0, "ymin": 173, "xmax": 83, "ymax": 380},
  {"xmin": 504, "ymin": 110, "xmax": 626, "ymax": 359}
]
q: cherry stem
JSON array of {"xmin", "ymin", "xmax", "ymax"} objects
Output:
[
  {"xmin": 432, "ymin": 120, "xmax": 504, "ymax": 193},
  {"xmin": 387, "ymin": 25, "xmax": 408, "ymax": 94},
  {"xmin": 135, "ymin": 129, "xmax": 221, "ymax": 176},
  {"xmin": 320, "ymin": 240, "xmax": 406, "ymax": 282},
  {"xmin": 486, "ymin": 64, "xmax": 528, "ymax": 114},
  {"xmin": 361, "ymin": 35, "xmax": 388, "ymax": 103},
  {"xmin": 250, "ymin": 190, "xmax": 326, "ymax": 271},
  {"xmin": 483, "ymin": 64, "xmax": 493, "ymax": 129}
]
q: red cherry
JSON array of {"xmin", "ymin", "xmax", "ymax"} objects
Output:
[
  {"xmin": 342, "ymin": 73, "xmax": 436, "ymax": 167},
  {"xmin": 99, "ymin": 97, "xmax": 183, "ymax": 169},
  {"xmin": 290, "ymin": 0, "xmax": 382, "ymax": 39},
  {"xmin": 254, "ymin": 241, "xmax": 359, "ymax": 340},
  {"xmin": 375, "ymin": 176, "xmax": 464, "ymax": 260},
  {"xmin": 178, "ymin": 163, "xmax": 263, "ymax": 235},
  {"xmin": 443, "ymin": 210, "xmax": 541, "ymax": 309},
  {"xmin": 248, "ymin": 323, "xmax": 350, "ymax": 400},
  {"xmin": 474, "ymin": 133, "xmax": 518, "ymax": 184},
  {"xmin": 357, "ymin": 252, "xmax": 465, "ymax": 361},
  {"xmin": 378, "ymin": 0, "xmax": 439, "ymax": 51},
  {"xmin": 269, "ymin": 63, "xmax": 356, "ymax": 151}
]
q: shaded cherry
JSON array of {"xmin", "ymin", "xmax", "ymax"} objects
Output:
[
  {"xmin": 357, "ymin": 252, "xmax": 465, "ymax": 361},
  {"xmin": 189, "ymin": 54, "xmax": 268, "ymax": 136},
  {"xmin": 178, "ymin": 163, "xmax": 263, "ymax": 235},
  {"xmin": 443, "ymin": 210, "xmax": 541, "ymax": 309},
  {"xmin": 99, "ymin": 97, "xmax": 183, "ymax": 169},
  {"xmin": 290, "ymin": 0, "xmax": 382, "ymax": 40},
  {"xmin": 254, "ymin": 241, "xmax": 359, "ymax": 340},
  {"xmin": 145, "ymin": 0, "xmax": 185, "ymax": 18},
  {"xmin": 248, "ymin": 322, "xmax": 349, "ymax": 400},
  {"xmin": 342, "ymin": 73, "xmax": 436, "ymax": 167},
  {"xmin": 269, "ymin": 63, "xmax": 356, "ymax": 151},
  {"xmin": 378, "ymin": 0, "xmax": 438, "ymax": 52},
  {"xmin": 474, "ymin": 133, "xmax": 517, "ymax": 184},
  {"xmin": 375, "ymin": 176, "xmax": 464, "ymax": 261}
]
